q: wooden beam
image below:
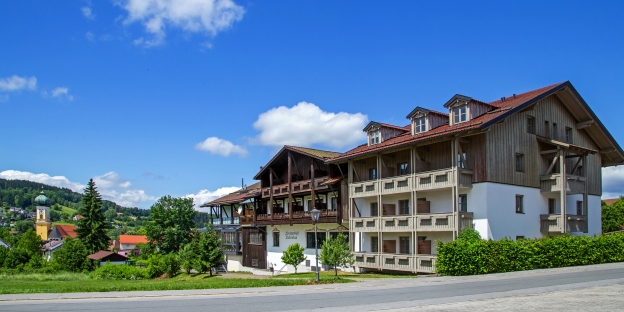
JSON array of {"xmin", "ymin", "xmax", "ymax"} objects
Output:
[
  {"xmin": 546, "ymin": 151, "xmax": 559, "ymax": 175},
  {"xmin": 458, "ymin": 138, "xmax": 471, "ymax": 144},
  {"xmin": 310, "ymin": 163, "xmax": 315, "ymax": 210},
  {"xmin": 560, "ymin": 150, "xmax": 567, "ymax": 234},
  {"xmin": 600, "ymin": 148, "xmax": 616, "ymax": 154},
  {"xmin": 540, "ymin": 149, "xmax": 560, "ymax": 155},
  {"xmin": 570, "ymin": 156, "xmax": 583, "ymax": 175},
  {"xmin": 288, "ymin": 151, "xmax": 293, "ymax": 223},
  {"xmin": 576, "ymin": 120, "xmax": 593, "ymax": 129}
]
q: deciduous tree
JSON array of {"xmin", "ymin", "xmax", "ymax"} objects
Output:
[
  {"xmin": 281, "ymin": 243, "xmax": 306, "ymax": 273},
  {"xmin": 145, "ymin": 196, "xmax": 196, "ymax": 254},
  {"xmin": 194, "ymin": 230, "xmax": 223, "ymax": 276},
  {"xmin": 319, "ymin": 233, "xmax": 352, "ymax": 276}
]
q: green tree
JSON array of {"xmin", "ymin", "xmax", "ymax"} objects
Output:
[
  {"xmin": 104, "ymin": 208, "xmax": 117, "ymax": 222},
  {"xmin": 457, "ymin": 227, "xmax": 482, "ymax": 242},
  {"xmin": 145, "ymin": 196, "xmax": 196, "ymax": 254},
  {"xmin": 16, "ymin": 229, "xmax": 42, "ymax": 256},
  {"xmin": 52, "ymin": 237, "xmax": 90, "ymax": 272},
  {"xmin": 194, "ymin": 230, "xmax": 223, "ymax": 276},
  {"xmin": 179, "ymin": 243, "xmax": 196, "ymax": 274},
  {"xmin": 602, "ymin": 199, "xmax": 624, "ymax": 233},
  {"xmin": 319, "ymin": 233, "xmax": 352, "ymax": 276},
  {"xmin": 14, "ymin": 220, "xmax": 34, "ymax": 234},
  {"xmin": 76, "ymin": 179, "xmax": 110, "ymax": 254},
  {"xmin": 281, "ymin": 243, "xmax": 306, "ymax": 273}
]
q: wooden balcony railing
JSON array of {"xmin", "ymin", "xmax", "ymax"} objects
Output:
[
  {"xmin": 416, "ymin": 212, "xmax": 473, "ymax": 232},
  {"xmin": 354, "ymin": 252, "xmax": 380, "ymax": 268},
  {"xmin": 381, "ymin": 216, "xmax": 414, "ymax": 232},
  {"xmin": 540, "ymin": 174, "xmax": 585, "ymax": 194},
  {"xmin": 540, "ymin": 214, "xmax": 588, "ymax": 233},
  {"xmin": 350, "ymin": 218, "xmax": 379, "ymax": 232},
  {"xmin": 415, "ymin": 255, "xmax": 437, "ymax": 273},
  {"xmin": 380, "ymin": 175, "xmax": 412, "ymax": 195},
  {"xmin": 381, "ymin": 254, "xmax": 413, "ymax": 271},
  {"xmin": 414, "ymin": 168, "xmax": 454, "ymax": 190},
  {"xmin": 261, "ymin": 177, "xmax": 331, "ymax": 198},
  {"xmin": 353, "ymin": 252, "xmax": 437, "ymax": 273},
  {"xmin": 350, "ymin": 181, "xmax": 378, "ymax": 198}
]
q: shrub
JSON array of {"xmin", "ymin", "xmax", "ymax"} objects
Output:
[
  {"xmin": 436, "ymin": 232, "xmax": 624, "ymax": 276},
  {"xmin": 90, "ymin": 263, "xmax": 148, "ymax": 280},
  {"xmin": 51, "ymin": 237, "xmax": 90, "ymax": 272},
  {"xmin": 602, "ymin": 199, "xmax": 624, "ymax": 233},
  {"xmin": 457, "ymin": 227, "xmax": 482, "ymax": 242},
  {"xmin": 140, "ymin": 253, "xmax": 180, "ymax": 278}
]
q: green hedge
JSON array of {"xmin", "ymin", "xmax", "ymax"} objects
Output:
[
  {"xmin": 436, "ymin": 232, "xmax": 624, "ymax": 276},
  {"xmin": 90, "ymin": 264, "xmax": 148, "ymax": 280}
]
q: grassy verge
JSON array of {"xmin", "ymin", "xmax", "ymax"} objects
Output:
[
  {"xmin": 0, "ymin": 272, "xmax": 353, "ymax": 294},
  {"xmin": 273, "ymin": 271, "xmax": 415, "ymax": 279}
]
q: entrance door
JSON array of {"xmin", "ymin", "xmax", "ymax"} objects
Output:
[{"xmin": 242, "ymin": 227, "xmax": 267, "ymax": 269}]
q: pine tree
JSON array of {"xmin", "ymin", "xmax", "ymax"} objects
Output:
[{"xmin": 76, "ymin": 179, "xmax": 110, "ymax": 254}]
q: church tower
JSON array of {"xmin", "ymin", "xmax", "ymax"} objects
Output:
[{"xmin": 35, "ymin": 191, "xmax": 51, "ymax": 240}]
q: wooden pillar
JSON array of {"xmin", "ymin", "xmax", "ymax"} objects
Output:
[
  {"xmin": 269, "ymin": 168, "xmax": 274, "ymax": 220},
  {"xmin": 210, "ymin": 206, "xmax": 214, "ymax": 224},
  {"xmin": 253, "ymin": 199, "xmax": 257, "ymax": 224},
  {"xmin": 583, "ymin": 153, "xmax": 588, "ymax": 232},
  {"xmin": 348, "ymin": 160, "xmax": 353, "ymax": 219},
  {"xmin": 560, "ymin": 150, "xmax": 567, "ymax": 233},
  {"xmin": 288, "ymin": 151, "xmax": 293, "ymax": 222},
  {"xmin": 219, "ymin": 205, "xmax": 223, "ymax": 225},
  {"xmin": 230, "ymin": 205, "xmax": 234, "ymax": 225},
  {"xmin": 311, "ymin": 163, "xmax": 315, "ymax": 211},
  {"xmin": 452, "ymin": 138, "xmax": 459, "ymax": 240}
]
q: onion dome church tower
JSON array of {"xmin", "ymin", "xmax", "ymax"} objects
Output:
[{"xmin": 35, "ymin": 191, "xmax": 51, "ymax": 240}]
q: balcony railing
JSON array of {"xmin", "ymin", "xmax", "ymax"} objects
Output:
[
  {"xmin": 381, "ymin": 254, "xmax": 413, "ymax": 271},
  {"xmin": 354, "ymin": 252, "xmax": 437, "ymax": 273},
  {"xmin": 254, "ymin": 209, "xmax": 338, "ymax": 225},
  {"xmin": 415, "ymin": 255, "xmax": 436, "ymax": 273},
  {"xmin": 414, "ymin": 168, "xmax": 454, "ymax": 190},
  {"xmin": 416, "ymin": 212, "xmax": 473, "ymax": 232},
  {"xmin": 351, "ymin": 218, "xmax": 379, "ymax": 232},
  {"xmin": 540, "ymin": 214, "xmax": 588, "ymax": 233},
  {"xmin": 381, "ymin": 216, "xmax": 414, "ymax": 232},
  {"xmin": 354, "ymin": 253, "xmax": 379, "ymax": 268},
  {"xmin": 261, "ymin": 177, "xmax": 330, "ymax": 198},
  {"xmin": 540, "ymin": 174, "xmax": 585, "ymax": 194},
  {"xmin": 350, "ymin": 181, "xmax": 378, "ymax": 198},
  {"xmin": 380, "ymin": 175, "xmax": 412, "ymax": 195}
]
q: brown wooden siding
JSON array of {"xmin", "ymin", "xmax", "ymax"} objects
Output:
[
  {"xmin": 381, "ymin": 127, "xmax": 406, "ymax": 143},
  {"xmin": 469, "ymin": 102, "xmax": 494, "ymax": 120},
  {"xmin": 352, "ymin": 156, "xmax": 378, "ymax": 182},
  {"xmin": 427, "ymin": 113, "xmax": 448, "ymax": 130},
  {"xmin": 242, "ymin": 227, "xmax": 266, "ymax": 269},
  {"xmin": 486, "ymin": 94, "xmax": 601, "ymax": 195},
  {"xmin": 416, "ymin": 140, "xmax": 452, "ymax": 171},
  {"xmin": 380, "ymin": 148, "xmax": 411, "ymax": 178},
  {"xmin": 461, "ymin": 133, "xmax": 487, "ymax": 182}
]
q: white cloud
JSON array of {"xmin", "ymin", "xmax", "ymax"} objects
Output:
[
  {"xmin": 253, "ymin": 102, "xmax": 368, "ymax": 150},
  {"xmin": 118, "ymin": 0, "xmax": 245, "ymax": 47},
  {"xmin": 50, "ymin": 87, "xmax": 74, "ymax": 101},
  {"xmin": 0, "ymin": 169, "xmax": 155, "ymax": 208},
  {"xmin": 0, "ymin": 75, "xmax": 37, "ymax": 92},
  {"xmin": 602, "ymin": 166, "xmax": 624, "ymax": 199},
  {"xmin": 86, "ymin": 31, "xmax": 95, "ymax": 41},
  {"xmin": 184, "ymin": 186, "xmax": 239, "ymax": 209},
  {"xmin": 81, "ymin": 6, "xmax": 95, "ymax": 19},
  {"xmin": 195, "ymin": 137, "xmax": 247, "ymax": 157}
]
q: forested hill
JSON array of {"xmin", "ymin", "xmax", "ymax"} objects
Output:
[{"xmin": 0, "ymin": 178, "xmax": 142, "ymax": 214}]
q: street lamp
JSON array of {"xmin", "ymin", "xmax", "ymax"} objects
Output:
[{"xmin": 310, "ymin": 208, "xmax": 321, "ymax": 282}]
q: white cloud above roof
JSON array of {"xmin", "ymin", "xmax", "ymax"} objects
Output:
[{"xmin": 195, "ymin": 137, "xmax": 248, "ymax": 157}]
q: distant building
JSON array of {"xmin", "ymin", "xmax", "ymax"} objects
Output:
[
  {"xmin": 42, "ymin": 240, "xmax": 63, "ymax": 260},
  {"xmin": 602, "ymin": 198, "xmax": 621, "ymax": 206},
  {"xmin": 72, "ymin": 215, "xmax": 84, "ymax": 221},
  {"xmin": 34, "ymin": 192, "xmax": 51, "ymax": 240},
  {"xmin": 117, "ymin": 235, "xmax": 148, "ymax": 257},
  {"xmin": 88, "ymin": 251, "xmax": 128, "ymax": 266},
  {"xmin": 48, "ymin": 225, "xmax": 78, "ymax": 241}
]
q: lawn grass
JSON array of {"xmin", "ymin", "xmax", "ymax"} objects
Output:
[
  {"xmin": 273, "ymin": 271, "xmax": 415, "ymax": 279},
  {"xmin": 0, "ymin": 272, "xmax": 353, "ymax": 294}
]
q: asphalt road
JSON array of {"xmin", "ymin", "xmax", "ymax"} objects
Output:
[{"xmin": 2, "ymin": 263, "xmax": 624, "ymax": 312}]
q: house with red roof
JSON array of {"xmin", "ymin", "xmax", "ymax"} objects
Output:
[
  {"xmin": 117, "ymin": 235, "xmax": 148, "ymax": 257},
  {"xmin": 48, "ymin": 225, "xmax": 77, "ymax": 241},
  {"xmin": 326, "ymin": 81, "xmax": 624, "ymax": 273}
]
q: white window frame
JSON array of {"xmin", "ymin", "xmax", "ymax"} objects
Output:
[
  {"xmin": 414, "ymin": 117, "xmax": 426, "ymax": 133},
  {"xmin": 370, "ymin": 130, "xmax": 380, "ymax": 145},
  {"xmin": 454, "ymin": 106, "xmax": 467, "ymax": 124}
]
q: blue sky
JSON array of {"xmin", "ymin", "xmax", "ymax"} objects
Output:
[{"xmin": 2, "ymin": 1, "xmax": 624, "ymax": 208}]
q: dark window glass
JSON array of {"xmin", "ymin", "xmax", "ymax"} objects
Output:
[
  {"xmin": 370, "ymin": 202, "xmax": 378, "ymax": 217},
  {"xmin": 548, "ymin": 198, "xmax": 556, "ymax": 214},
  {"xmin": 399, "ymin": 200, "xmax": 410, "ymax": 215},
  {"xmin": 515, "ymin": 154, "xmax": 524, "ymax": 172},
  {"xmin": 371, "ymin": 237, "xmax": 379, "ymax": 252},
  {"xmin": 331, "ymin": 197, "xmax": 338, "ymax": 210},
  {"xmin": 273, "ymin": 232, "xmax": 279, "ymax": 247},
  {"xmin": 565, "ymin": 127, "xmax": 572, "ymax": 143},
  {"xmin": 250, "ymin": 233, "xmax": 262, "ymax": 245},
  {"xmin": 459, "ymin": 195, "xmax": 467, "ymax": 212},
  {"xmin": 545, "ymin": 121, "xmax": 550, "ymax": 138},
  {"xmin": 527, "ymin": 116, "xmax": 535, "ymax": 134},
  {"xmin": 516, "ymin": 195, "xmax": 524, "ymax": 214},
  {"xmin": 369, "ymin": 168, "xmax": 377, "ymax": 180},
  {"xmin": 398, "ymin": 163, "xmax": 409, "ymax": 175},
  {"xmin": 399, "ymin": 237, "xmax": 410, "ymax": 254},
  {"xmin": 577, "ymin": 201, "xmax": 584, "ymax": 215},
  {"xmin": 306, "ymin": 232, "xmax": 326, "ymax": 249}
]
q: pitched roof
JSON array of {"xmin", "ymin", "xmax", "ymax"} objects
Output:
[
  {"xmin": 602, "ymin": 198, "xmax": 621, "ymax": 206},
  {"xmin": 253, "ymin": 145, "xmax": 341, "ymax": 179},
  {"xmin": 329, "ymin": 82, "xmax": 567, "ymax": 162},
  {"xmin": 88, "ymin": 250, "xmax": 128, "ymax": 261},
  {"xmin": 119, "ymin": 235, "xmax": 148, "ymax": 245},
  {"xmin": 201, "ymin": 182, "xmax": 262, "ymax": 207},
  {"xmin": 55, "ymin": 225, "xmax": 77, "ymax": 239}
]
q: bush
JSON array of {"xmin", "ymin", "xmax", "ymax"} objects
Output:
[
  {"xmin": 457, "ymin": 227, "xmax": 482, "ymax": 242},
  {"xmin": 90, "ymin": 263, "xmax": 148, "ymax": 280},
  {"xmin": 602, "ymin": 199, "xmax": 624, "ymax": 233},
  {"xmin": 140, "ymin": 253, "xmax": 180, "ymax": 278},
  {"xmin": 436, "ymin": 232, "xmax": 624, "ymax": 276},
  {"xmin": 51, "ymin": 237, "xmax": 91, "ymax": 272}
]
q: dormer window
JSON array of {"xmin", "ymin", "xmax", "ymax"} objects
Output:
[
  {"xmin": 454, "ymin": 106, "xmax": 467, "ymax": 124},
  {"xmin": 414, "ymin": 117, "xmax": 426, "ymax": 133},
  {"xmin": 370, "ymin": 130, "xmax": 380, "ymax": 145}
]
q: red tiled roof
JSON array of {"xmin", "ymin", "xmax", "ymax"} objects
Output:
[
  {"xmin": 329, "ymin": 82, "xmax": 566, "ymax": 162},
  {"xmin": 56, "ymin": 225, "xmax": 77, "ymax": 239},
  {"xmin": 119, "ymin": 235, "xmax": 148, "ymax": 245}
]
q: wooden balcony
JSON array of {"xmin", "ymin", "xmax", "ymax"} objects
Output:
[
  {"xmin": 261, "ymin": 177, "xmax": 330, "ymax": 198},
  {"xmin": 540, "ymin": 174, "xmax": 585, "ymax": 194},
  {"xmin": 416, "ymin": 212, "xmax": 473, "ymax": 232},
  {"xmin": 380, "ymin": 175, "xmax": 412, "ymax": 195},
  {"xmin": 415, "ymin": 255, "xmax": 437, "ymax": 273},
  {"xmin": 351, "ymin": 218, "xmax": 379, "ymax": 232},
  {"xmin": 414, "ymin": 168, "xmax": 454, "ymax": 190},
  {"xmin": 354, "ymin": 252, "xmax": 379, "ymax": 268},
  {"xmin": 381, "ymin": 254, "xmax": 413, "ymax": 271},
  {"xmin": 350, "ymin": 181, "xmax": 379, "ymax": 198},
  {"xmin": 239, "ymin": 215, "xmax": 254, "ymax": 225},
  {"xmin": 540, "ymin": 214, "xmax": 588, "ymax": 234},
  {"xmin": 381, "ymin": 216, "xmax": 414, "ymax": 232},
  {"xmin": 254, "ymin": 209, "xmax": 338, "ymax": 225}
]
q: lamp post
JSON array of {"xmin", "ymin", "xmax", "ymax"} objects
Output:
[{"xmin": 310, "ymin": 208, "xmax": 321, "ymax": 282}]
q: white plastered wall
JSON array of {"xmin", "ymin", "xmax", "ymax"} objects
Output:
[
  {"xmin": 416, "ymin": 189, "xmax": 453, "ymax": 213},
  {"xmin": 353, "ymin": 196, "xmax": 378, "ymax": 218}
]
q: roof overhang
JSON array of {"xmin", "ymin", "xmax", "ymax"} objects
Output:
[
  {"xmin": 363, "ymin": 121, "xmax": 382, "ymax": 132},
  {"xmin": 405, "ymin": 107, "xmax": 430, "ymax": 120}
]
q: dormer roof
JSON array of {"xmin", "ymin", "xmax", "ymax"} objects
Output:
[
  {"xmin": 363, "ymin": 121, "xmax": 410, "ymax": 133},
  {"xmin": 406, "ymin": 107, "xmax": 449, "ymax": 120}
]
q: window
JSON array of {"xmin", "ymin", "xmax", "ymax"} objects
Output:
[
  {"xmin": 457, "ymin": 152, "xmax": 467, "ymax": 168},
  {"xmin": 565, "ymin": 127, "xmax": 572, "ymax": 143},
  {"xmin": 222, "ymin": 232, "xmax": 236, "ymax": 244},
  {"xmin": 306, "ymin": 232, "xmax": 326, "ymax": 249},
  {"xmin": 527, "ymin": 116, "xmax": 535, "ymax": 134},
  {"xmin": 369, "ymin": 168, "xmax": 377, "ymax": 180},
  {"xmin": 548, "ymin": 198, "xmax": 556, "ymax": 214},
  {"xmin": 370, "ymin": 130, "xmax": 380, "ymax": 145},
  {"xmin": 577, "ymin": 201, "xmax": 584, "ymax": 215},
  {"xmin": 415, "ymin": 117, "xmax": 426, "ymax": 133},
  {"xmin": 515, "ymin": 195, "xmax": 524, "ymax": 214},
  {"xmin": 398, "ymin": 163, "xmax": 409, "ymax": 175},
  {"xmin": 553, "ymin": 123, "xmax": 558, "ymax": 140},
  {"xmin": 545, "ymin": 121, "xmax": 550, "ymax": 138},
  {"xmin": 370, "ymin": 202, "xmax": 378, "ymax": 217},
  {"xmin": 399, "ymin": 200, "xmax": 410, "ymax": 215},
  {"xmin": 516, "ymin": 236, "xmax": 525, "ymax": 240},
  {"xmin": 399, "ymin": 237, "xmax": 410, "ymax": 254},
  {"xmin": 454, "ymin": 106, "xmax": 467, "ymax": 124},
  {"xmin": 515, "ymin": 153, "xmax": 525, "ymax": 172},
  {"xmin": 331, "ymin": 197, "xmax": 338, "ymax": 210},
  {"xmin": 273, "ymin": 232, "xmax": 280, "ymax": 247},
  {"xmin": 459, "ymin": 195, "xmax": 467, "ymax": 212},
  {"xmin": 371, "ymin": 237, "xmax": 379, "ymax": 252},
  {"xmin": 249, "ymin": 232, "xmax": 262, "ymax": 245}
]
